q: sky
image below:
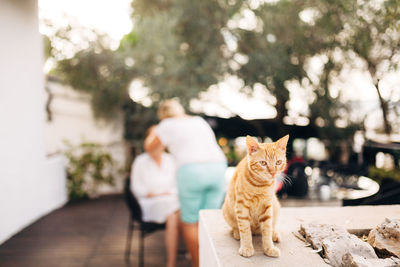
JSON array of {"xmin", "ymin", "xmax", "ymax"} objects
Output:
[
  {"xmin": 38, "ymin": 0, "xmax": 399, "ymax": 131},
  {"xmin": 39, "ymin": 0, "xmax": 133, "ymax": 41}
]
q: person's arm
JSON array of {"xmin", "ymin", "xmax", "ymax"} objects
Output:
[
  {"xmin": 144, "ymin": 127, "xmax": 164, "ymax": 153},
  {"xmin": 147, "ymin": 192, "xmax": 167, "ymax": 197}
]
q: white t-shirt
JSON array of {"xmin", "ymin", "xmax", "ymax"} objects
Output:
[
  {"xmin": 130, "ymin": 152, "xmax": 179, "ymax": 223},
  {"xmin": 155, "ymin": 116, "xmax": 226, "ymax": 167}
]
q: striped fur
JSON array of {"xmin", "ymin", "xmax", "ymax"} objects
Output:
[{"xmin": 222, "ymin": 135, "xmax": 289, "ymax": 258}]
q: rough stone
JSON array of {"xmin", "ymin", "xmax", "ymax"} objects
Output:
[
  {"xmin": 368, "ymin": 218, "xmax": 400, "ymax": 258},
  {"xmin": 322, "ymin": 234, "xmax": 377, "ymax": 266},
  {"xmin": 342, "ymin": 253, "xmax": 400, "ymax": 267},
  {"xmin": 299, "ymin": 223, "xmax": 348, "ymax": 250},
  {"xmin": 299, "ymin": 224, "xmax": 378, "ymax": 267}
]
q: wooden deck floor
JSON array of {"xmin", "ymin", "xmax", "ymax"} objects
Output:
[
  {"xmin": 0, "ymin": 195, "xmax": 340, "ymax": 267},
  {"xmin": 0, "ymin": 195, "xmax": 191, "ymax": 267}
]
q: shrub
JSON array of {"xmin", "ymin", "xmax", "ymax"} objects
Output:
[{"xmin": 63, "ymin": 142, "xmax": 116, "ymax": 200}]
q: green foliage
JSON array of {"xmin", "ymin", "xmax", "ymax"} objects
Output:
[
  {"xmin": 42, "ymin": 19, "xmax": 136, "ymax": 120},
  {"xmin": 369, "ymin": 167, "xmax": 400, "ymax": 183},
  {"xmin": 334, "ymin": 0, "xmax": 400, "ymax": 134},
  {"xmin": 118, "ymin": 31, "xmax": 138, "ymax": 50},
  {"xmin": 63, "ymin": 142, "xmax": 116, "ymax": 200},
  {"xmin": 235, "ymin": 0, "xmax": 397, "ymax": 141},
  {"xmin": 233, "ymin": 0, "xmax": 361, "ymax": 139},
  {"xmin": 129, "ymin": 0, "xmax": 244, "ymax": 106},
  {"xmin": 44, "ymin": 0, "xmax": 399, "ymax": 150},
  {"xmin": 55, "ymin": 47, "xmax": 134, "ymax": 120},
  {"xmin": 43, "ymin": 35, "xmax": 52, "ymax": 60},
  {"xmin": 234, "ymin": 0, "xmax": 306, "ymax": 124}
]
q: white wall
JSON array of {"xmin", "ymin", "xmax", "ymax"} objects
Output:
[
  {"xmin": 44, "ymin": 80, "xmax": 126, "ymax": 194},
  {"xmin": 45, "ymin": 81, "xmax": 125, "ymax": 157},
  {"xmin": 0, "ymin": 0, "xmax": 67, "ymax": 244}
]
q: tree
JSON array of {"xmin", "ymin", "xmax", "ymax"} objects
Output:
[
  {"xmin": 43, "ymin": 19, "xmax": 158, "ymax": 166},
  {"xmin": 234, "ymin": 0, "xmax": 399, "ymax": 140},
  {"xmin": 129, "ymin": 0, "xmax": 244, "ymax": 107},
  {"xmin": 339, "ymin": 0, "xmax": 400, "ymax": 135},
  {"xmin": 43, "ymin": 19, "xmax": 135, "ymax": 120},
  {"xmin": 233, "ymin": 0, "xmax": 353, "ymax": 136},
  {"xmin": 44, "ymin": 0, "xmax": 399, "ymax": 151},
  {"xmin": 233, "ymin": 1, "xmax": 307, "ymax": 132}
]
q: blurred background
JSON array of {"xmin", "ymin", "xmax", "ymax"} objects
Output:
[{"xmin": 0, "ymin": 0, "xmax": 399, "ymax": 265}]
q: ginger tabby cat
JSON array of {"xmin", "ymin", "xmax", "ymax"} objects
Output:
[{"xmin": 222, "ymin": 135, "xmax": 289, "ymax": 258}]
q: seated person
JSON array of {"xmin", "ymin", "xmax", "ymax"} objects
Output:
[{"xmin": 130, "ymin": 127, "xmax": 179, "ymax": 267}]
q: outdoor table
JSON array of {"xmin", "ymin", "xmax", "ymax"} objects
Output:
[{"xmin": 199, "ymin": 205, "xmax": 400, "ymax": 267}]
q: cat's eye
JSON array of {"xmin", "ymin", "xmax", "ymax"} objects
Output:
[
  {"xmin": 259, "ymin": 161, "xmax": 267, "ymax": 166},
  {"xmin": 276, "ymin": 160, "xmax": 282, "ymax": 165}
]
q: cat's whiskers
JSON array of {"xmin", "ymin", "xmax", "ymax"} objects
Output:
[{"xmin": 280, "ymin": 173, "xmax": 293, "ymax": 186}]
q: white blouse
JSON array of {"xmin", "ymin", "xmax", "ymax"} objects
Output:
[
  {"xmin": 155, "ymin": 116, "xmax": 226, "ymax": 167},
  {"xmin": 130, "ymin": 152, "xmax": 179, "ymax": 223}
]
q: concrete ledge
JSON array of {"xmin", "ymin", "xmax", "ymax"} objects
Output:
[{"xmin": 199, "ymin": 205, "xmax": 400, "ymax": 267}]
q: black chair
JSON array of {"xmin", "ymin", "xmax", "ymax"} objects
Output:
[{"xmin": 124, "ymin": 177, "xmax": 166, "ymax": 267}]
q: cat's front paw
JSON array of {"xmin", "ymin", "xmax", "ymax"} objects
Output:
[
  {"xmin": 239, "ymin": 245, "xmax": 254, "ymax": 257},
  {"xmin": 231, "ymin": 229, "xmax": 240, "ymax": 240},
  {"xmin": 264, "ymin": 246, "xmax": 280, "ymax": 258},
  {"xmin": 272, "ymin": 231, "xmax": 281, "ymax": 242}
]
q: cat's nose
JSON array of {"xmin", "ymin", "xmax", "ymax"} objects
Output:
[{"xmin": 270, "ymin": 171, "xmax": 276, "ymax": 177}]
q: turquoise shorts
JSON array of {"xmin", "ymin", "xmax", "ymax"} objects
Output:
[{"xmin": 177, "ymin": 162, "xmax": 227, "ymax": 223}]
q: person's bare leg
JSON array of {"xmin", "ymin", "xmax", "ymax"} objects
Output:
[
  {"xmin": 166, "ymin": 211, "xmax": 179, "ymax": 267},
  {"xmin": 181, "ymin": 221, "xmax": 199, "ymax": 267}
]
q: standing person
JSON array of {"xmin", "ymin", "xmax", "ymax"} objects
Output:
[
  {"xmin": 144, "ymin": 99, "xmax": 227, "ymax": 267},
  {"xmin": 131, "ymin": 126, "xmax": 180, "ymax": 267}
]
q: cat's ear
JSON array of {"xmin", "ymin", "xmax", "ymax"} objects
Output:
[
  {"xmin": 276, "ymin": 134, "xmax": 289, "ymax": 151},
  {"xmin": 246, "ymin": 135, "xmax": 260, "ymax": 155}
]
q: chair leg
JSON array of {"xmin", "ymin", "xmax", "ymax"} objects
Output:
[
  {"xmin": 139, "ymin": 230, "xmax": 145, "ymax": 267},
  {"xmin": 125, "ymin": 219, "xmax": 134, "ymax": 265}
]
